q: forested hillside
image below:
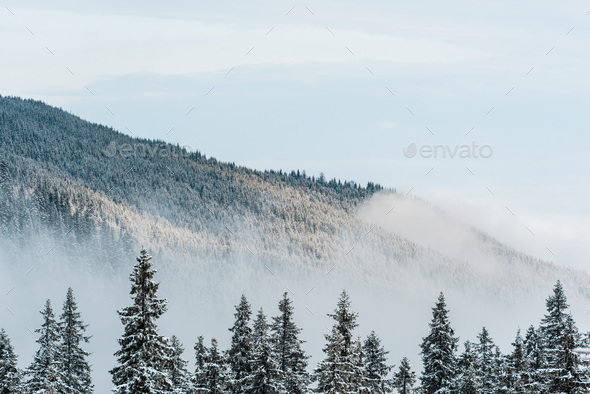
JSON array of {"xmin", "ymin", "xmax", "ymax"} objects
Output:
[{"xmin": 0, "ymin": 94, "xmax": 588, "ymax": 307}]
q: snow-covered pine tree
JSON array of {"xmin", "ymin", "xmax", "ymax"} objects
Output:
[
  {"xmin": 227, "ymin": 295, "xmax": 254, "ymax": 393},
  {"xmin": 392, "ymin": 357, "xmax": 416, "ymax": 394},
  {"xmin": 58, "ymin": 287, "xmax": 93, "ymax": 393},
  {"xmin": 363, "ymin": 331, "xmax": 392, "ymax": 393},
  {"xmin": 249, "ymin": 308, "xmax": 283, "ymax": 393},
  {"xmin": 204, "ymin": 338, "xmax": 228, "ymax": 394},
  {"xmin": 270, "ymin": 292, "xmax": 310, "ymax": 393},
  {"xmin": 474, "ymin": 327, "xmax": 498, "ymax": 392},
  {"xmin": 522, "ymin": 325, "xmax": 548, "ymax": 392},
  {"xmin": 455, "ymin": 341, "xmax": 477, "ymax": 394},
  {"xmin": 314, "ymin": 326, "xmax": 348, "ymax": 393},
  {"xmin": 419, "ymin": 292, "xmax": 458, "ymax": 394},
  {"xmin": 0, "ymin": 328, "xmax": 20, "ymax": 393},
  {"xmin": 314, "ymin": 290, "xmax": 359, "ymax": 393},
  {"xmin": 193, "ymin": 335, "xmax": 208, "ymax": 393},
  {"xmin": 169, "ymin": 336, "xmax": 192, "ymax": 393},
  {"xmin": 507, "ymin": 329, "xmax": 526, "ymax": 393},
  {"xmin": 24, "ymin": 299, "xmax": 67, "ymax": 393},
  {"xmin": 328, "ymin": 291, "xmax": 358, "ymax": 354},
  {"xmin": 350, "ymin": 336, "xmax": 370, "ymax": 393},
  {"xmin": 110, "ymin": 249, "xmax": 174, "ymax": 393},
  {"xmin": 539, "ymin": 280, "xmax": 590, "ymax": 392},
  {"xmin": 493, "ymin": 346, "xmax": 511, "ymax": 394}
]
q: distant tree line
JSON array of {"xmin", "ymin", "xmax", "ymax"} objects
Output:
[{"xmin": 1, "ymin": 249, "xmax": 589, "ymax": 393}]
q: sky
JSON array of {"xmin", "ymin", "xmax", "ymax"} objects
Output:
[
  {"xmin": 2, "ymin": 1, "xmax": 590, "ymax": 390},
  {"xmin": 1, "ymin": 0, "xmax": 589, "ymax": 270}
]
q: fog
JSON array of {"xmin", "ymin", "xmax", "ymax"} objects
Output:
[{"xmin": 1, "ymin": 191, "xmax": 589, "ymax": 392}]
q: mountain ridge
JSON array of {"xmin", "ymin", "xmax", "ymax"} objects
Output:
[{"xmin": 0, "ymin": 94, "xmax": 587, "ymax": 308}]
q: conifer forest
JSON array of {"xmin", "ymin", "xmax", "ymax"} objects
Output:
[{"xmin": 1, "ymin": 249, "xmax": 588, "ymax": 393}]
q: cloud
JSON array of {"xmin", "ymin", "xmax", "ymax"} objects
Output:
[{"xmin": 376, "ymin": 121, "xmax": 398, "ymax": 131}]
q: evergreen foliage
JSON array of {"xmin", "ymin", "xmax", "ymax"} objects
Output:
[
  {"xmin": 24, "ymin": 299, "xmax": 67, "ymax": 393},
  {"xmin": 169, "ymin": 336, "xmax": 192, "ymax": 393},
  {"xmin": 0, "ymin": 329, "xmax": 20, "ymax": 393},
  {"xmin": 419, "ymin": 292, "xmax": 458, "ymax": 394},
  {"xmin": 270, "ymin": 292, "xmax": 310, "ymax": 394},
  {"xmin": 249, "ymin": 309, "xmax": 283, "ymax": 393},
  {"xmin": 227, "ymin": 295, "xmax": 254, "ymax": 393},
  {"xmin": 455, "ymin": 341, "xmax": 477, "ymax": 394},
  {"xmin": 193, "ymin": 335, "xmax": 208, "ymax": 393},
  {"xmin": 314, "ymin": 290, "xmax": 360, "ymax": 393},
  {"xmin": 58, "ymin": 287, "xmax": 93, "ymax": 393},
  {"xmin": 110, "ymin": 249, "xmax": 174, "ymax": 393},
  {"xmin": 363, "ymin": 331, "xmax": 392, "ymax": 393},
  {"xmin": 392, "ymin": 356, "xmax": 416, "ymax": 394},
  {"xmin": 203, "ymin": 338, "xmax": 228, "ymax": 394}
]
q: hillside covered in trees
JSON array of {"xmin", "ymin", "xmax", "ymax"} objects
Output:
[{"xmin": 0, "ymin": 94, "xmax": 587, "ymax": 309}]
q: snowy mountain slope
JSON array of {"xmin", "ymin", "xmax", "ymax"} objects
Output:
[{"xmin": 0, "ymin": 94, "xmax": 587, "ymax": 309}]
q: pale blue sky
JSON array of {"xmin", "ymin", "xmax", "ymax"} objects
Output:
[{"xmin": 1, "ymin": 0, "xmax": 590, "ymax": 267}]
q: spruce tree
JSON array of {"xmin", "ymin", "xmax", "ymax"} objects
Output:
[
  {"xmin": 249, "ymin": 308, "xmax": 283, "ymax": 393},
  {"xmin": 419, "ymin": 292, "xmax": 458, "ymax": 394},
  {"xmin": 507, "ymin": 329, "xmax": 526, "ymax": 392},
  {"xmin": 522, "ymin": 325, "xmax": 548, "ymax": 392},
  {"xmin": 270, "ymin": 292, "xmax": 310, "ymax": 393},
  {"xmin": 314, "ymin": 291, "xmax": 360, "ymax": 393},
  {"xmin": 58, "ymin": 287, "xmax": 93, "ymax": 393},
  {"xmin": 350, "ymin": 336, "xmax": 370, "ymax": 393},
  {"xmin": 363, "ymin": 331, "xmax": 392, "ymax": 393},
  {"xmin": 328, "ymin": 291, "xmax": 358, "ymax": 354},
  {"xmin": 227, "ymin": 294, "xmax": 254, "ymax": 392},
  {"xmin": 0, "ymin": 329, "xmax": 20, "ymax": 393},
  {"xmin": 25, "ymin": 299, "xmax": 66, "ymax": 393},
  {"xmin": 169, "ymin": 336, "xmax": 192, "ymax": 393},
  {"xmin": 539, "ymin": 280, "xmax": 589, "ymax": 392},
  {"xmin": 392, "ymin": 357, "xmax": 416, "ymax": 394},
  {"xmin": 314, "ymin": 326, "xmax": 348, "ymax": 393},
  {"xmin": 204, "ymin": 338, "xmax": 228, "ymax": 394},
  {"xmin": 475, "ymin": 327, "xmax": 498, "ymax": 392},
  {"xmin": 455, "ymin": 341, "xmax": 477, "ymax": 394},
  {"xmin": 193, "ymin": 336, "xmax": 208, "ymax": 393},
  {"xmin": 110, "ymin": 249, "xmax": 174, "ymax": 393},
  {"xmin": 493, "ymin": 346, "xmax": 511, "ymax": 394}
]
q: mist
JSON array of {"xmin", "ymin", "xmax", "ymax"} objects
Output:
[{"xmin": 1, "ymin": 188, "xmax": 589, "ymax": 392}]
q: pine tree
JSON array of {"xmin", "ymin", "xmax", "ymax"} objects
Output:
[
  {"xmin": 522, "ymin": 325, "xmax": 548, "ymax": 392},
  {"xmin": 419, "ymin": 292, "xmax": 458, "ymax": 394},
  {"xmin": 270, "ymin": 292, "xmax": 310, "ymax": 393},
  {"xmin": 25, "ymin": 299, "xmax": 67, "ymax": 393},
  {"xmin": 392, "ymin": 357, "xmax": 416, "ymax": 394},
  {"xmin": 227, "ymin": 295, "xmax": 254, "ymax": 393},
  {"xmin": 193, "ymin": 336, "xmax": 208, "ymax": 393},
  {"xmin": 493, "ymin": 346, "xmax": 511, "ymax": 394},
  {"xmin": 314, "ymin": 326, "xmax": 348, "ymax": 393},
  {"xmin": 350, "ymin": 336, "xmax": 370, "ymax": 393},
  {"xmin": 110, "ymin": 249, "xmax": 174, "ymax": 393},
  {"xmin": 204, "ymin": 338, "xmax": 228, "ymax": 394},
  {"xmin": 249, "ymin": 309, "xmax": 283, "ymax": 393},
  {"xmin": 363, "ymin": 331, "xmax": 392, "ymax": 393},
  {"xmin": 474, "ymin": 327, "xmax": 498, "ymax": 392},
  {"xmin": 328, "ymin": 291, "xmax": 358, "ymax": 354},
  {"xmin": 0, "ymin": 329, "xmax": 20, "ymax": 393},
  {"xmin": 58, "ymin": 287, "xmax": 93, "ymax": 393},
  {"xmin": 314, "ymin": 290, "xmax": 360, "ymax": 393},
  {"xmin": 169, "ymin": 336, "xmax": 192, "ymax": 393},
  {"xmin": 539, "ymin": 281, "xmax": 590, "ymax": 392},
  {"xmin": 507, "ymin": 329, "xmax": 526, "ymax": 393},
  {"xmin": 455, "ymin": 342, "xmax": 477, "ymax": 394}
]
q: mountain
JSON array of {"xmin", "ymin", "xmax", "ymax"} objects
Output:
[{"xmin": 0, "ymin": 94, "xmax": 587, "ymax": 307}]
